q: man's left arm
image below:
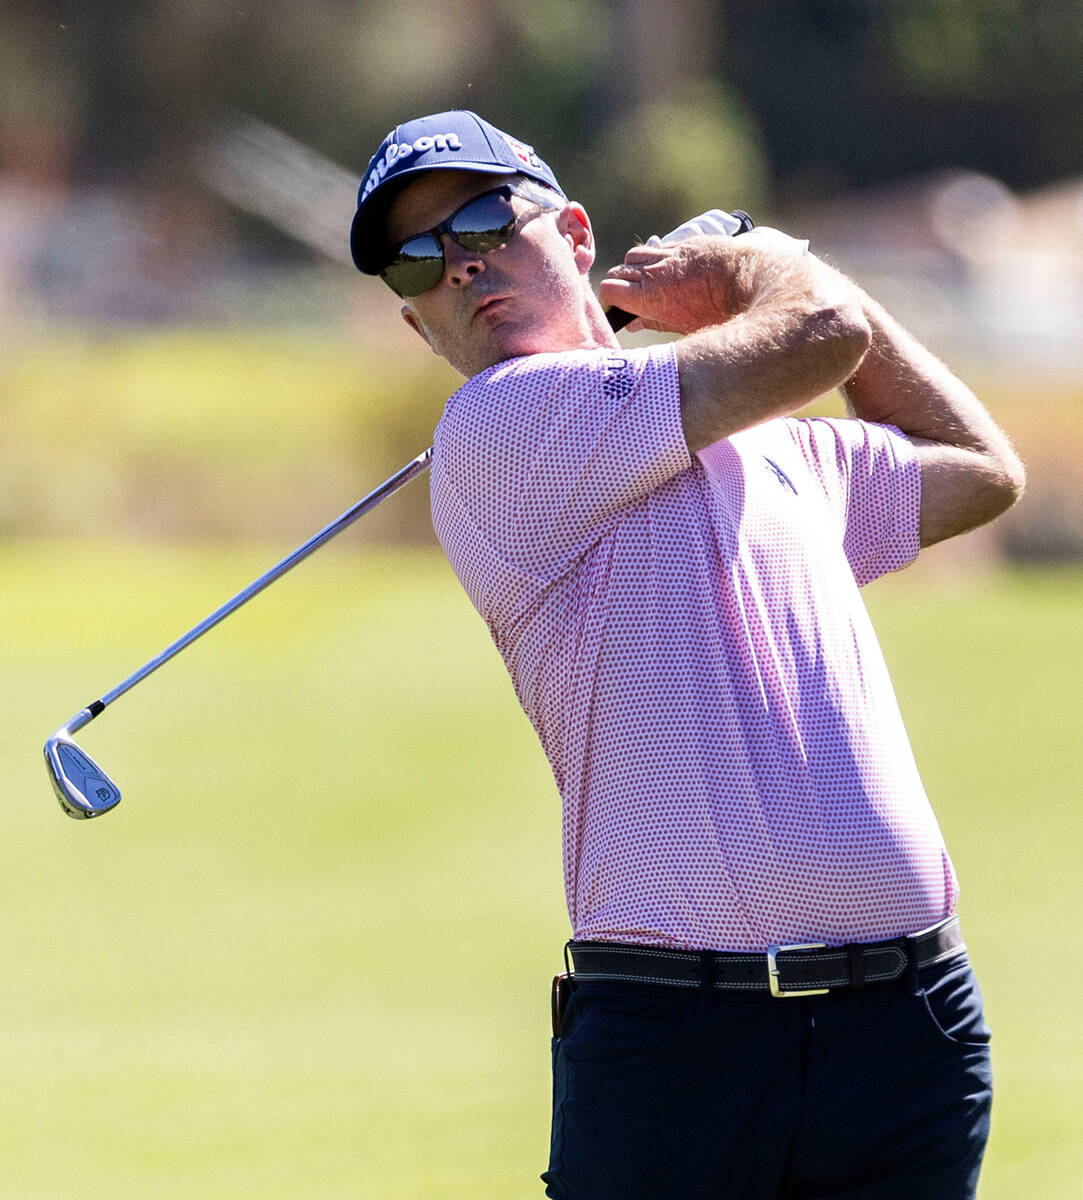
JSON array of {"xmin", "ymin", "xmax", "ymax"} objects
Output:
[{"xmin": 836, "ymin": 281, "xmax": 1025, "ymax": 546}]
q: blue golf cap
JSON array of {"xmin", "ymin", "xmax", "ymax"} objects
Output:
[{"xmin": 350, "ymin": 110, "xmax": 566, "ymax": 274}]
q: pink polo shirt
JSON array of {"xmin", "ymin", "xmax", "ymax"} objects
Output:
[{"xmin": 430, "ymin": 343, "xmax": 957, "ymax": 952}]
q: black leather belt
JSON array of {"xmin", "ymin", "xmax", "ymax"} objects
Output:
[{"xmin": 566, "ymin": 917, "xmax": 965, "ymax": 998}]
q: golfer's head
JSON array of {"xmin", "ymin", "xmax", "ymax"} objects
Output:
[{"xmin": 350, "ymin": 110, "xmax": 609, "ymax": 377}]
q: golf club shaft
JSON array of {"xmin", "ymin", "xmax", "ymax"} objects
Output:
[
  {"xmin": 66, "ymin": 296, "xmax": 650, "ymax": 730},
  {"xmin": 69, "ymin": 446, "xmax": 433, "ymax": 731}
]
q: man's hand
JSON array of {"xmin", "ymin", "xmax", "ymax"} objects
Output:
[
  {"xmin": 601, "ymin": 216, "xmax": 871, "ymax": 454},
  {"xmin": 608, "ymin": 239, "xmax": 870, "ymax": 451},
  {"xmin": 601, "ymin": 237, "xmax": 751, "ymax": 334},
  {"xmin": 600, "ymin": 229, "xmax": 813, "ymax": 335}
]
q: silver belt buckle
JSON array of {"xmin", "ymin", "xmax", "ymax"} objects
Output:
[{"xmin": 767, "ymin": 943, "xmax": 830, "ymax": 997}]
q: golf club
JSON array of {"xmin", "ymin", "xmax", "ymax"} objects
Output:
[
  {"xmin": 45, "ymin": 208, "xmax": 756, "ymax": 819},
  {"xmin": 45, "ymin": 448, "xmax": 432, "ymax": 818}
]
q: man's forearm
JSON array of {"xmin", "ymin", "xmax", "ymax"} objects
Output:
[
  {"xmin": 839, "ymin": 285, "xmax": 1025, "ymax": 544},
  {"xmin": 678, "ymin": 291, "xmax": 870, "ymax": 452},
  {"xmin": 841, "ymin": 292, "xmax": 994, "ymax": 449}
]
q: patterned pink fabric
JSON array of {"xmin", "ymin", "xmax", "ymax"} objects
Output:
[{"xmin": 431, "ymin": 344, "xmax": 957, "ymax": 951}]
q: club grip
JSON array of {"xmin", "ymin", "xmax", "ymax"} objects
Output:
[{"xmin": 605, "ymin": 306, "xmax": 636, "ymax": 333}]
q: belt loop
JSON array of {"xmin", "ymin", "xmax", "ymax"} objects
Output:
[
  {"xmin": 563, "ymin": 940, "xmax": 577, "ymax": 990},
  {"xmin": 905, "ymin": 936, "xmax": 921, "ymax": 994},
  {"xmin": 847, "ymin": 943, "xmax": 865, "ymax": 990},
  {"xmin": 698, "ymin": 951, "xmax": 715, "ymax": 1011}
]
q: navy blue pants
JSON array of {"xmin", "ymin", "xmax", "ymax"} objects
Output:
[{"xmin": 542, "ymin": 952, "xmax": 992, "ymax": 1198}]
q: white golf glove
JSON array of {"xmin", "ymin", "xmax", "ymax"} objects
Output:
[{"xmin": 647, "ymin": 209, "xmax": 810, "ymax": 257}]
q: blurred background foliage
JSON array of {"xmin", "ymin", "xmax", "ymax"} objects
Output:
[
  {"xmin": 6, "ymin": 0, "xmax": 1081, "ymax": 214},
  {"xmin": 2, "ymin": 0, "xmax": 1081, "ymax": 554},
  {"xmin": 7, "ymin": 2, "xmax": 1082, "ymax": 186}
]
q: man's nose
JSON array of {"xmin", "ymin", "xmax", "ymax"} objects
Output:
[{"xmin": 441, "ymin": 235, "xmax": 486, "ymax": 288}]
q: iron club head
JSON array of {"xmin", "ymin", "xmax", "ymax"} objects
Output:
[{"xmin": 44, "ymin": 730, "xmax": 122, "ymax": 819}]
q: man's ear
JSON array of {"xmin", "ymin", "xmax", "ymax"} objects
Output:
[
  {"xmin": 557, "ymin": 202, "xmax": 596, "ymax": 276},
  {"xmin": 401, "ymin": 304, "xmax": 432, "ymax": 347}
]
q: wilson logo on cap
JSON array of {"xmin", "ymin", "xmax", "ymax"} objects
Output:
[{"xmin": 360, "ymin": 132, "xmax": 465, "ymax": 200}]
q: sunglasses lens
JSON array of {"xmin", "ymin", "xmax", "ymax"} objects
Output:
[
  {"xmin": 379, "ymin": 188, "xmax": 524, "ymax": 297},
  {"xmin": 381, "ymin": 235, "xmax": 443, "ymax": 297},
  {"xmin": 450, "ymin": 190, "xmax": 517, "ymax": 253}
]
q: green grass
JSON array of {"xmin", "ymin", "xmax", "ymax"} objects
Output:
[
  {"xmin": 2, "ymin": 540, "xmax": 1080, "ymax": 1197},
  {"xmin": 863, "ymin": 560, "xmax": 1083, "ymax": 1198}
]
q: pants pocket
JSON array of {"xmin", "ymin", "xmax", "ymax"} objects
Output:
[
  {"xmin": 917, "ymin": 956, "xmax": 993, "ymax": 1048},
  {"xmin": 560, "ymin": 983, "xmax": 694, "ymax": 1065}
]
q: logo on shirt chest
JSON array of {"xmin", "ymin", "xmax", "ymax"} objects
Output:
[{"xmin": 763, "ymin": 456, "xmax": 798, "ymax": 495}]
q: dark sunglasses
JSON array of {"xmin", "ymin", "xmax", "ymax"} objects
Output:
[{"xmin": 379, "ymin": 184, "xmax": 559, "ymax": 298}]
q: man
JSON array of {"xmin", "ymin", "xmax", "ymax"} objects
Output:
[{"xmin": 349, "ymin": 110, "xmax": 1024, "ymax": 1199}]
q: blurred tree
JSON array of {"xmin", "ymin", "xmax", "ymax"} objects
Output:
[
  {"xmin": 585, "ymin": 0, "xmax": 768, "ymax": 257},
  {"xmin": 722, "ymin": 0, "xmax": 1083, "ymax": 199},
  {"xmin": 3, "ymin": 0, "xmax": 1080, "ymax": 256}
]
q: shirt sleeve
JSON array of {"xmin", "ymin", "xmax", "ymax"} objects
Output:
[
  {"xmin": 431, "ymin": 344, "xmax": 690, "ymax": 582},
  {"xmin": 787, "ymin": 416, "xmax": 922, "ymax": 586}
]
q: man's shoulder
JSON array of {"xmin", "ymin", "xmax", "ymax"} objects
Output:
[
  {"xmin": 457, "ymin": 345, "xmax": 660, "ymax": 393},
  {"xmin": 442, "ymin": 344, "xmax": 673, "ymax": 433}
]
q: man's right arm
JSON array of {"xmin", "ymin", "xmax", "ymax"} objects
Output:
[{"xmin": 599, "ymin": 237, "xmax": 872, "ymax": 452}]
